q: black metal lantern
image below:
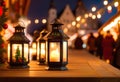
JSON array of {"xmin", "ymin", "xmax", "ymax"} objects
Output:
[
  {"xmin": 31, "ymin": 39, "xmax": 37, "ymax": 60},
  {"xmin": 31, "ymin": 30, "xmax": 39, "ymax": 60},
  {"xmin": 38, "ymin": 29, "xmax": 48, "ymax": 64},
  {"xmin": 8, "ymin": 25, "xmax": 30, "ymax": 68},
  {"xmin": 46, "ymin": 19, "xmax": 69, "ymax": 70}
]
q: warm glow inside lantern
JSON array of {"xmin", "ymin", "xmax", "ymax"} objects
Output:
[
  {"xmin": 8, "ymin": 25, "xmax": 30, "ymax": 68},
  {"xmin": 38, "ymin": 29, "xmax": 48, "ymax": 64},
  {"xmin": 31, "ymin": 41, "xmax": 37, "ymax": 60},
  {"xmin": 49, "ymin": 42, "xmax": 60, "ymax": 62},
  {"xmin": 46, "ymin": 19, "xmax": 69, "ymax": 70}
]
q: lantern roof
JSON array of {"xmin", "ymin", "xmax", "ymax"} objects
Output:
[
  {"xmin": 8, "ymin": 25, "xmax": 30, "ymax": 43},
  {"xmin": 41, "ymin": 29, "xmax": 48, "ymax": 37},
  {"xmin": 58, "ymin": 30, "xmax": 69, "ymax": 39},
  {"xmin": 48, "ymin": 19, "xmax": 69, "ymax": 40},
  {"xmin": 15, "ymin": 25, "xmax": 25, "ymax": 30},
  {"xmin": 36, "ymin": 29, "xmax": 48, "ymax": 41}
]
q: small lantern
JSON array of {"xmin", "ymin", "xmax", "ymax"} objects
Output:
[
  {"xmin": 46, "ymin": 19, "xmax": 69, "ymax": 70},
  {"xmin": 8, "ymin": 25, "xmax": 30, "ymax": 68},
  {"xmin": 38, "ymin": 29, "xmax": 48, "ymax": 64},
  {"xmin": 31, "ymin": 30, "xmax": 39, "ymax": 60},
  {"xmin": 31, "ymin": 39, "xmax": 37, "ymax": 60}
]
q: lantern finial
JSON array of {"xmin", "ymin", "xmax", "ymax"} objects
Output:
[{"xmin": 51, "ymin": 19, "xmax": 63, "ymax": 26}]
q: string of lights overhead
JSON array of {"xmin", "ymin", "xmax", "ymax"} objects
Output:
[
  {"xmin": 21, "ymin": 0, "xmax": 120, "ymax": 27},
  {"xmin": 70, "ymin": 0, "xmax": 120, "ymax": 30},
  {"xmin": 89, "ymin": 0, "xmax": 119, "ymax": 20},
  {"xmin": 74, "ymin": 0, "xmax": 119, "ymax": 21}
]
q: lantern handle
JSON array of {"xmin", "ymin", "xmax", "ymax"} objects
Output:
[{"xmin": 18, "ymin": 21, "xmax": 26, "ymax": 27}]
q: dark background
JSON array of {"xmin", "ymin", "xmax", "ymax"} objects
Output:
[{"xmin": 27, "ymin": 0, "xmax": 117, "ymax": 34}]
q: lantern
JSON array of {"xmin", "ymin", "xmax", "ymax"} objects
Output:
[
  {"xmin": 38, "ymin": 29, "xmax": 48, "ymax": 64},
  {"xmin": 31, "ymin": 30, "xmax": 39, "ymax": 60},
  {"xmin": 31, "ymin": 39, "xmax": 37, "ymax": 60},
  {"xmin": 46, "ymin": 19, "xmax": 69, "ymax": 70},
  {"xmin": 8, "ymin": 25, "xmax": 30, "ymax": 68}
]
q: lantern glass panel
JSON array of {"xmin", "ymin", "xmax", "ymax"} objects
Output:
[
  {"xmin": 50, "ymin": 42, "xmax": 60, "ymax": 62},
  {"xmin": 32, "ymin": 42, "xmax": 37, "ymax": 55},
  {"xmin": 40, "ymin": 42, "xmax": 46, "ymax": 59},
  {"xmin": 12, "ymin": 44, "xmax": 22, "ymax": 62},
  {"xmin": 46, "ymin": 41, "xmax": 48, "ymax": 62},
  {"xmin": 63, "ymin": 41, "xmax": 67, "ymax": 62},
  {"xmin": 8, "ymin": 44, "xmax": 10, "ymax": 62},
  {"xmin": 30, "ymin": 47, "xmax": 32, "ymax": 60},
  {"xmin": 24, "ymin": 44, "xmax": 29, "ymax": 61},
  {"xmin": 37, "ymin": 42, "xmax": 39, "ymax": 60}
]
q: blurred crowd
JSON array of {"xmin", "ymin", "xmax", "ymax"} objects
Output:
[{"xmin": 74, "ymin": 31, "xmax": 120, "ymax": 69}]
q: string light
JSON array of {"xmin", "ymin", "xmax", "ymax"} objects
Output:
[
  {"xmin": 114, "ymin": 1, "xmax": 119, "ymax": 7},
  {"xmin": 42, "ymin": 19, "xmax": 47, "ymax": 24},
  {"xmin": 81, "ymin": 18, "xmax": 85, "ymax": 23},
  {"xmin": 92, "ymin": 15, "xmax": 96, "ymax": 19},
  {"xmin": 89, "ymin": 13, "xmax": 93, "ymax": 17},
  {"xmin": 97, "ymin": 13, "xmax": 101, "ymax": 19},
  {"xmin": 107, "ymin": 5, "xmax": 112, "ymax": 13},
  {"xmin": 84, "ymin": 13, "xmax": 88, "ymax": 18},
  {"xmin": 76, "ymin": 16, "xmax": 81, "ymax": 21},
  {"xmin": 72, "ymin": 21, "xmax": 76, "ymax": 26},
  {"xmin": 34, "ymin": 19, "xmax": 39, "ymax": 24},
  {"xmin": 107, "ymin": 5, "xmax": 112, "ymax": 10},
  {"xmin": 76, "ymin": 23, "xmax": 80, "ymax": 28},
  {"xmin": 63, "ymin": 28, "xmax": 68, "ymax": 33},
  {"xmin": 28, "ymin": 20, "xmax": 31, "ymax": 24},
  {"xmin": 92, "ymin": 6, "xmax": 96, "ymax": 12},
  {"xmin": 103, "ymin": 0, "xmax": 108, "ymax": 6}
]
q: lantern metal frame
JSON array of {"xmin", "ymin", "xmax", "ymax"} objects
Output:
[
  {"xmin": 31, "ymin": 30, "xmax": 40, "ymax": 60},
  {"xmin": 38, "ymin": 29, "xmax": 48, "ymax": 64},
  {"xmin": 46, "ymin": 19, "xmax": 69, "ymax": 70},
  {"xmin": 8, "ymin": 25, "xmax": 30, "ymax": 68}
]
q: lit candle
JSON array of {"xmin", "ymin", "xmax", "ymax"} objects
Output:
[
  {"xmin": 41, "ymin": 43, "xmax": 45, "ymax": 59},
  {"xmin": 32, "ymin": 43, "xmax": 37, "ymax": 55},
  {"xmin": 50, "ymin": 48, "xmax": 60, "ymax": 62}
]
